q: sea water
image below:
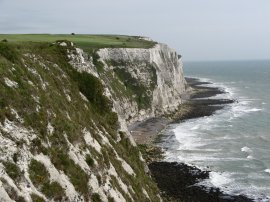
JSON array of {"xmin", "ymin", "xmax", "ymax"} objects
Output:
[{"xmin": 164, "ymin": 60, "xmax": 270, "ymax": 201}]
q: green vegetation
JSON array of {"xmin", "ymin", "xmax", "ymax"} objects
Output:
[
  {"xmin": 108, "ymin": 197, "xmax": 115, "ymax": 202},
  {"xmin": 49, "ymin": 148, "xmax": 89, "ymax": 196},
  {"xmin": 29, "ymin": 159, "xmax": 49, "ymax": 186},
  {"xmin": 99, "ymin": 132, "xmax": 160, "ymax": 202},
  {"xmin": 0, "ymin": 34, "xmax": 156, "ymax": 53},
  {"xmin": 86, "ymin": 154, "xmax": 95, "ymax": 167},
  {"xmin": 29, "ymin": 159, "xmax": 65, "ymax": 200},
  {"xmin": 0, "ymin": 41, "xmax": 115, "ymax": 199},
  {"xmin": 0, "ymin": 39, "xmax": 161, "ymax": 201},
  {"xmin": 92, "ymin": 51, "xmax": 104, "ymax": 72},
  {"xmin": 138, "ymin": 144, "xmax": 164, "ymax": 164},
  {"xmin": 102, "ymin": 59, "xmax": 157, "ymax": 110},
  {"xmin": 3, "ymin": 161, "xmax": 21, "ymax": 181},
  {"xmin": 91, "ymin": 193, "xmax": 102, "ymax": 202},
  {"xmin": 0, "ymin": 42, "xmax": 19, "ymax": 63},
  {"xmin": 113, "ymin": 67, "xmax": 152, "ymax": 109},
  {"xmin": 31, "ymin": 194, "xmax": 45, "ymax": 202},
  {"xmin": 41, "ymin": 181, "xmax": 65, "ymax": 200},
  {"xmin": 71, "ymin": 70, "xmax": 118, "ymax": 128}
]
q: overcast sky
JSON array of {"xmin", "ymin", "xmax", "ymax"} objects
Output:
[{"xmin": 1, "ymin": 0, "xmax": 270, "ymax": 61}]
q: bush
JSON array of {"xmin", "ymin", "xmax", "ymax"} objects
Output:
[
  {"xmin": 41, "ymin": 181, "xmax": 65, "ymax": 200},
  {"xmin": 0, "ymin": 43, "xmax": 19, "ymax": 63},
  {"xmin": 108, "ymin": 197, "xmax": 115, "ymax": 202},
  {"xmin": 29, "ymin": 159, "xmax": 66, "ymax": 199},
  {"xmin": 29, "ymin": 159, "xmax": 49, "ymax": 186},
  {"xmin": 50, "ymin": 149, "xmax": 89, "ymax": 196},
  {"xmin": 92, "ymin": 51, "xmax": 104, "ymax": 72},
  {"xmin": 70, "ymin": 70, "xmax": 118, "ymax": 129},
  {"xmin": 73, "ymin": 71, "xmax": 112, "ymax": 114},
  {"xmin": 31, "ymin": 194, "xmax": 45, "ymax": 202},
  {"xmin": 113, "ymin": 67, "xmax": 151, "ymax": 109},
  {"xmin": 86, "ymin": 154, "xmax": 94, "ymax": 167},
  {"xmin": 91, "ymin": 193, "xmax": 102, "ymax": 202},
  {"xmin": 3, "ymin": 161, "xmax": 21, "ymax": 181}
]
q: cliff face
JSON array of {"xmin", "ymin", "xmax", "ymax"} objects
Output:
[
  {"xmin": 0, "ymin": 39, "xmax": 186, "ymax": 202},
  {"xmin": 97, "ymin": 43, "xmax": 187, "ymax": 125}
]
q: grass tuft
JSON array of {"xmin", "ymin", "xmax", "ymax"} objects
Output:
[
  {"xmin": 31, "ymin": 194, "xmax": 45, "ymax": 202},
  {"xmin": 86, "ymin": 154, "xmax": 95, "ymax": 167},
  {"xmin": 91, "ymin": 193, "xmax": 102, "ymax": 202},
  {"xmin": 29, "ymin": 159, "xmax": 65, "ymax": 200},
  {"xmin": 0, "ymin": 42, "xmax": 19, "ymax": 63},
  {"xmin": 3, "ymin": 161, "xmax": 21, "ymax": 181}
]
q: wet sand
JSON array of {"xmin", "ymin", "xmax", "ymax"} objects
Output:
[{"xmin": 129, "ymin": 117, "xmax": 170, "ymax": 144}]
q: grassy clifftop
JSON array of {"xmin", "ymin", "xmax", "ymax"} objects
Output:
[{"xmin": 0, "ymin": 34, "xmax": 156, "ymax": 53}]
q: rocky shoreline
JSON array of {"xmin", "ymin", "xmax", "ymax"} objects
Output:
[
  {"xmin": 149, "ymin": 162, "xmax": 253, "ymax": 202},
  {"xmin": 131, "ymin": 77, "xmax": 254, "ymax": 202}
]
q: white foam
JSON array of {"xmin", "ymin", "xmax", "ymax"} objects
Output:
[
  {"xmin": 209, "ymin": 172, "xmax": 233, "ymax": 187},
  {"xmin": 241, "ymin": 146, "xmax": 252, "ymax": 153},
  {"xmin": 262, "ymin": 102, "xmax": 267, "ymax": 105},
  {"xmin": 264, "ymin": 169, "xmax": 270, "ymax": 174},
  {"xmin": 195, "ymin": 77, "xmax": 211, "ymax": 83},
  {"xmin": 173, "ymin": 123, "xmax": 206, "ymax": 150},
  {"xmin": 240, "ymin": 98, "xmax": 261, "ymax": 101},
  {"xmin": 177, "ymin": 154, "xmax": 248, "ymax": 163},
  {"xmin": 191, "ymin": 125, "xmax": 199, "ymax": 130},
  {"xmin": 245, "ymin": 108, "xmax": 263, "ymax": 112},
  {"xmin": 230, "ymin": 100, "xmax": 263, "ymax": 119},
  {"xmin": 191, "ymin": 78, "xmax": 263, "ymax": 121}
]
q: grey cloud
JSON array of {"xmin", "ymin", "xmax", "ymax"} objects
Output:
[{"xmin": 0, "ymin": 0, "xmax": 270, "ymax": 61}]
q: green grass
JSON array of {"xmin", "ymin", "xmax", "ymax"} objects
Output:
[
  {"xmin": 29, "ymin": 159, "xmax": 66, "ymax": 200},
  {"xmin": 49, "ymin": 148, "xmax": 89, "ymax": 196},
  {"xmin": 91, "ymin": 193, "xmax": 102, "ymax": 202},
  {"xmin": 41, "ymin": 181, "xmax": 65, "ymax": 200},
  {"xmin": 85, "ymin": 154, "xmax": 95, "ymax": 167},
  {"xmin": 3, "ymin": 161, "xmax": 21, "ymax": 181},
  {"xmin": 31, "ymin": 194, "xmax": 45, "ymax": 202},
  {"xmin": 101, "ymin": 59, "xmax": 157, "ymax": 110},
  {"xmin": 0, "ymin": 34, "xmax": 156, "ymax": 53},
  {"xmin": 29, "ymin": 159, "xmax": 49, "ymax": 186},
  {"xmin": 113, "ymin": 67, "xmax": 152, "ymax": 110}
]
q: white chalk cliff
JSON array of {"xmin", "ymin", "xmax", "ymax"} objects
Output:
[{"xmin": 97, "ymin": 43, "xmax": 187, "ymax": 124}]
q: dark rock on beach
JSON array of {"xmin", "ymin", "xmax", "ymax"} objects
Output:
[
  {"xmin": 149, "ymin": 162, "xmax": 254, "ymax": 202},
  {"xmin": 185, "ymin": 77, "xmax": 226, "ymax": 99}
]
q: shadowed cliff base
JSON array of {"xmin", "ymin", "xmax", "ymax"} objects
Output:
[{"xmin": 133, "ymin": 77, "xmax": 254, "ymax": 201}]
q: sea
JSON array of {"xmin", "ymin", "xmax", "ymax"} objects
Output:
[{"xmin": 164, "ymin": 60, "xmax": 270, "ymax": 201}]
